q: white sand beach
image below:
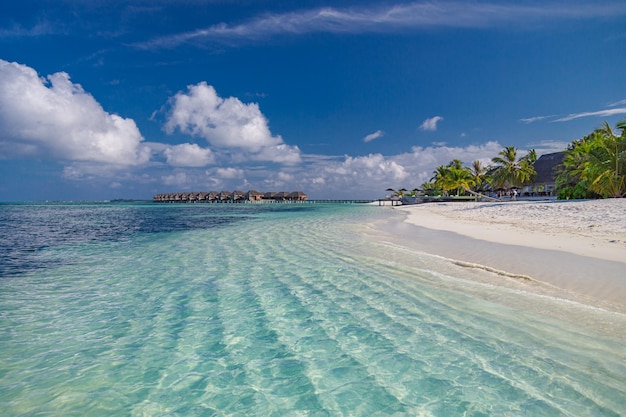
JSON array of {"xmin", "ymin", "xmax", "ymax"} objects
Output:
[{"xmin": 392, "ymin": 199, "xmax": 626, "ymax": 312}]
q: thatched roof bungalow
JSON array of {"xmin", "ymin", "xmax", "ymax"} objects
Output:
[
  {"xmin": 219, "ymin": 190, "xmax": 232, "ymax": 201},
  {"xmin": 246, "ymin": 190, "xmax": 263, "ymax": 201},
  {"xmin": 288, "ymin": 191, "xmax": 308, "ymax": 201},
  {"xmin": 232, "ymin": 190, "xmax": 245, "ymax": 201},
  {"xmin": 522, "ymin": 151, "xmax": 565, "ymax": 196},
  {"xmin": 153, "ymin": 189, "xmax": 308, "ymax": 203},
  {"xmin": 274, "ymin": 191, "xmax": 290, "ymax": 200}
]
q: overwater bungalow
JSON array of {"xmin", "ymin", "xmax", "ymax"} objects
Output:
[
  {"xmin": 217, "ymin": 191, "xmax": 229, "ymax": 202},
  {"xmin": 247, "ymin": 190, "xmax": 263, "ymax": 201},
  {"xmin": 288, "ymin": 191, "xmax": 307, "ymax": 201},
  {"xmin": 153, "ymin": 190, "xmax": 308, "ymax": 203},
  {"xmin": 232, "ymin": 190, "xmax": 245, "ymax": 202}
]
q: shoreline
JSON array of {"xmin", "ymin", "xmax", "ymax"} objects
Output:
[{"xmin": 383, "ymin": 199, "xmax": 626, "ymax": 314}]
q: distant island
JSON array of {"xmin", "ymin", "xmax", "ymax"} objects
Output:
[{"xmin": 153, "ymin": 190, "xmax": 308, "ymax": 203}]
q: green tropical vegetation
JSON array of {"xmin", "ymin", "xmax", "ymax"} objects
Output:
[
  {"xmin": 555, "ymin": 120, "xmax": 626, "ymax": 199},
  {"xmin": 387, "ymin": 146, "xmax": 537, "ymax": 199},
  {"xmin": 386, "ymin": 120, "xmax": 626, "ymax": 201},
  {"xmin": 489, "ymin": 147, "xmax": 537, "ymax": 192},
  {"xmin": 430, "ymin": 159, "xmax": 475, "ymax": 196}
]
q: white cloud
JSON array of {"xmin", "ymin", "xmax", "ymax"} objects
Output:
[
  {"xmin": 215, "ymin": 167, "xmax": 244, "ymax": 179},
  {"xmin": 520, "ymin": 115, "xmax": 556, "ymax": 123},
  {"xmin": 0, "ymin": 59, "xmax": 151, "ymax": 166},
  {"xmin": 401, "ymin": 141, "xmax": 502, "ymax": 172},
  {"xmin": 162, "ymin": 172, "xmax": 190, "ymax": 187},
  {"xmin": 307, "ymin": 153, "xmax": 409, "ymax": 197},
  {"xmin": 0, "ymin": 22, "xmax": 60, "ymax": 38},
  {"xmin": 420, "ymin": 116, "xmax": 443, "ymax": 131},
  {"xmin": 252, "ymin": 144, "xmax": 302, "ymax": 165},
  {"xmin": 608, "ymin": 99, "xmax": 626, "ymax": 107},
  {"xmin": 277, "ymin": 172, "xmax": 294, "ymax": 181},
  {"xmin": 164, "ymin": 82, "xmax": 282, "ymax": 151},
  {"xmin": 555, "ymin": 107, "xmax": 626, "ymax": 122},
  {"xmin": 525, "ymin": 140, "xmax": 570, "ymax": 156},
  {"xmin": 138, "ymin": 2, "xmax": 626, "ymax": 48},
  {"xmin": 62, "ymin": 166, "xmax": 89, "ymax": 181},
  {"xmin": 303, "ymin": 142, "xmax": 503, "ymax": 198},
  {"xmin": 163, "ymin": 143, "xmax": 214, "ymax": 167},
  {"xmin": 363, "ymin": 130, "xmax": 384, "ymax": 143},
  {"xmin": 164, "ymin": 82, "xmax": 301, "ymax": 165}
]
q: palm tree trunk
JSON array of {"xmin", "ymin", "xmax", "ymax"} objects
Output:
[{"xmin": 463, "ymin": 186, "xmax": 502, "ymax": 202}]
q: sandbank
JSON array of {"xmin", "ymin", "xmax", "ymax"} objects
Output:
[{"xmin": 389, "ymin": 199, "xmax": 626, "ymax": 312}]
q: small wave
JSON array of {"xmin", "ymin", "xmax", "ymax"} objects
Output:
[{"xmin": 451, "ymin": 260, "xmax": 534, "ymax": 281}]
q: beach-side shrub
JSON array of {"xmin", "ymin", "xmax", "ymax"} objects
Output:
[
  {"xmin": 555, "ymin": 120, "xmax": 626, "ymax": 199},
  {"xmin": 556, "ymin": 182, "xmax": 600, "ymax": 200}
]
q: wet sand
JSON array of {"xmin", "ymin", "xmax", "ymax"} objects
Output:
[{"xmin": 386, "ymin": 199, "xmax": 626, "ymax": 313}]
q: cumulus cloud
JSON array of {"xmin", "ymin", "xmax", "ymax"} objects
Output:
[
  {"xmin": 291, "ymin": 141, "xmax": 510, "ymax": 199},
  {"xmin": 163, "ymin": 143, "xmax": 214, "ymax": 167},
  {"xmin": 363, "ymin": 130, "xmax": 384, "ymax": 143},
  {"xmin": 402, "ymin": 141, "xmax": 502, "ymax": 168},
  {"xmin": 165, "ymin": 82, "xmax": 280, "ymax": 151},
  {"xmin": 163, "ymin": 82, "xmax": 301, "ymax": 164},
  {"xmin": 292, "ymin": 153, "xmax": 410, "ymax": 198},
  {"xmin": 237, "ymin": 141, "xmax": 518, "ymax": 199},
  {"xmin": 419, "ymin": 116, "xmax": 443, "ymax": 131},
  {"xmin": 331, "ymin": 154, "xmax": 408, "ymax": 182},
  {"xmin": 0, "ymin": 59, "xmax": 151, "ymax": 166}
]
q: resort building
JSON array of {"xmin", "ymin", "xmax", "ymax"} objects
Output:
[{"xmin": 522, "ymin": 151, "xmax": 565, "ymax": 197}]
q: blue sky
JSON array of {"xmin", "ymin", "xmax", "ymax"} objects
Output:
[{"xmin": 1, "ymin": 0, "xmax": 626, "ymax": 201}]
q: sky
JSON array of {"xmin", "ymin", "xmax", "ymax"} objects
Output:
[{"xmin": 1, "ymin": 0, "xmax": 626, "ymax": 201}]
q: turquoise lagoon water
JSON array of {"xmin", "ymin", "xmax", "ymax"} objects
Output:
[{"xmin": 0, "ymin": 202, "xmax": 624, "ymax": 416}]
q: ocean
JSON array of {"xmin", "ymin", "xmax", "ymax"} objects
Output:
[{"xmin": 1, "ymin": 202, "xmax": 624, "ymax": 416}]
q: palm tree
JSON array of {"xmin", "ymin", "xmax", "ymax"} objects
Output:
[
  {"xmin": 430, "ymin": 160, "xmax": 475, "ymax": 196},
  {"xmin": 470, "ymin": 160, "xmax": 487, "ymax": 192},
  {"xmin": 555, "ymin": 137, "xmax": 598, "ymax": 199},
  {"xmin": 583, "ymin": 122, "xmax": 626, "ymax": 197},
  {"xmin": 420, "ymin": 182, "xmax": 442, "ymax": 196},
  {"xmin": 446, "ymin": 162, "xmax": 474, "ymax": 196},
  {"xmin": 490, "ymin": 146, "xmax": 537, "ymax": 192},
  {"xmin": 430, "ymin": 165, "xmax": 451, "ymax": 195},
  {"xmin": 588, "ymin": 121, "xmax": 626, "ymax": 197}
]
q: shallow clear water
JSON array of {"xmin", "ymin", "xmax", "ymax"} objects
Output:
[{"xmin": 1, "ymin": 202, "xmax": 624, "ymax": 416}]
